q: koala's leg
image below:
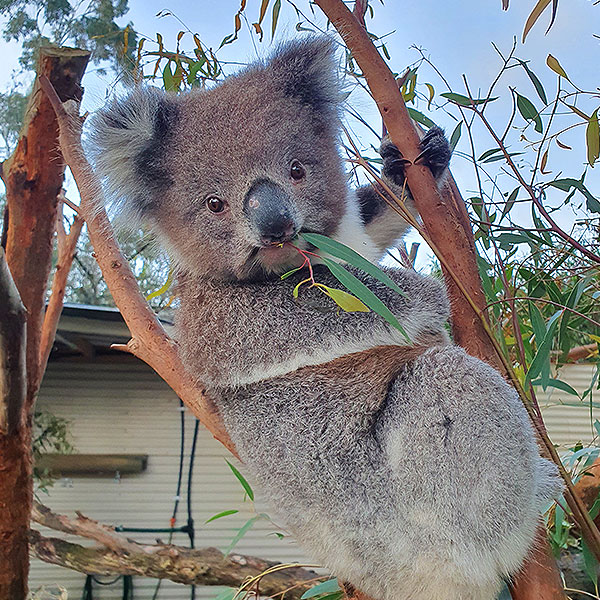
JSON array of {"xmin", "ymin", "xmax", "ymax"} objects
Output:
[{"xmin": 357, "ymin": 126, "xmax": 451, "ymax": 255}]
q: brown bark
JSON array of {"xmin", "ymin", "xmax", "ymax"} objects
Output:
[
  {"xmin": 0, "ymin": 47, "xmax": 90, "ymax": 600},
  {"xmin": 30, "ymin": 503, "xmax": 321, "ymax": 599},
  {"xmin": 0, "ymin": 248, "xmax": 28, "ymax": 599},
  {"xmin": 2, "ymin": 47, "xmax": 90, "ymax": 403},
  {"xmin": 312, "ymin": 2, "xmax": 567, "ymax": 599},
  {"xmin": 0, "ymin": 248, "xmax": 26, "ymax": 434}
]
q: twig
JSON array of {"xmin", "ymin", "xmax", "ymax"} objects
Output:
[{"xmin": 38, "ymin": 192, "xmax": 85, "ymax": 386}]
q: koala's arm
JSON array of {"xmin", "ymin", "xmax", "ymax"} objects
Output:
[{"xmin": 357, "ymin": 126, "xmax": 451, "ymax": 254}]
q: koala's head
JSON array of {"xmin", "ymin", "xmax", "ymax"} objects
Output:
[{"xmin": 90, "ymin": 37, "xmax": 349, "ymax": 281}]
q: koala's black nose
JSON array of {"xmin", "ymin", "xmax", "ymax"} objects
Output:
[{"xmin": 244, "ymin": 178, "xmax": 299, "ymax": 245}]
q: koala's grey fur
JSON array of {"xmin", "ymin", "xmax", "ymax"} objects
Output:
[{"xmin": 90, "ymin": 37, "xmax": 561, "ymax": 600}]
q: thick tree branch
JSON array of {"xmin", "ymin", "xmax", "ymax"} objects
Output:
[
  {"xmin": 38, "ymin": 77, "xmax": 235, "ymax": 456},
  {"xmin": 31, "ymin": 504, "xmax": 321, "ymax": 599},
  {"xmin": 0, "ymin": 47, "xmax": 90, "ymax": 600},
  {"xmin": 0, "ymin": 248, "xmax": 26, "ymax": 434},
  {"xmin": 1, "ymin": 47, "xmax": 90, "ymax": 405}
]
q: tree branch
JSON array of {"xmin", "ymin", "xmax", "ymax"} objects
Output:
[
  {"xmin": 38, "ymin": 193, "xmax": 84, "ymax": 386},
  {"xmin": 312, "ymin": 2, "xmax": 568, "ymax": 599},
  {"xmin": 38, "ymin": 76, "xmax": 236, "ymax": 457},
  {"xmin": 0, "ymin": 248, "xmax": 26, "ymax": 435},
  {"xmin": 31, "ymin": 504, "xmax": 321, "ymax": 599}
]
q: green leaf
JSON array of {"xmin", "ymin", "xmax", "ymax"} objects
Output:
[
  {"xmin": 528, "ymin": 302, "xmax": 546, "ymax": 342},
  {"xmin": 516, "ymin": 93, "xmax": 543, "ymax": 133},
  {"xmin": 478, "ymin": 148, "xmax": 503, "ymax": 162},
  {"xmin": 162, "ymin": 61, "xmax": 175, "ymax": 91},
  {"xmin": 586, "ymin": 108, "xmax": 599, "ymax": 167},
  {"xmin": 501, "ymin": 187, "xmax": 520, "ymax": 220},
  {"xmin": 526, "ymin": 312, "xmax": 561, "ymax": 385},
  {"xmin": 320, "ymin": 257, "xmax": 411, "ymax": 343},
  {"xmin": 301, "ymin": 579, "xmax": 341, "ymax": 600},
  {"xmin": 518, "ymin": 60, "xmax": 548, "ymax": 104},
  {"xmin": 559, "ymin": 279, "xmax": 587, "ymax": 356},
  {"xmin": 581, "ymin": 539, "xmax": 599, "ymax": 586},
  {"xmin": 449, "ymin": 121, "xmax": 461, "ymax": 152},
  {"xmin": 223, "ymin": 515, "xmax": 260, "ymax": 556},
  {"xmin": 316, "ymin": 285, "xmax": 370, "ymax": 313},
  {"xmin": 441, "ymin": 92, "xmax": 497, "ymax": 106},
  {"xmin": 299, "ymin": 233, "xmax": 406, "ymax": 297},
  {"xmin": 531, "ymin": 378, "xmax": 579, "ymax": 396},
  {"xmin": 547, "ymin": 178, "xmax": 600, "ymax": 213},
  {"xmin": 424, "ymin": 83, "xmax": 435, "ymax": 109},
  {"xmin": 205, "ymin": 509, "xmax": 239, "ymax": 524},
  {"xmin": 406, "ymin": 107, "xmax": 436, "ymax": 129},
  {"xmin": 271, "ymin": 0, "xmax": 281, "ymax": 38},
  {"xmin": 280, "ymin": 266, "xmax": 303, "ymax": 280},
  {"xmin": 225, "ymin": 460, "xmax": 254, "ymax": 501},
  {"xmin": 589, "ymin": 491, "xmax": 600, "ymax": 520}
]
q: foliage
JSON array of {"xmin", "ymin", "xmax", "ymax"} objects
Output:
[
  {"xmin": 33, "ymin": 410, "xmax": 74, "ymax": 494},
  {"xmin": 0, "ymin": 89, "xmax": 27, "ymax": 158},
  {"xmin": 0, "ymin": 0, "xmax": 137, "ymax": 74},
  {"xmin": 60, "ymin": 221, "xmax": 173, "ymax": 312}
]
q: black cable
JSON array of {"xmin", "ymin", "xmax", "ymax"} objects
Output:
[
  {"xmin": 187, "ymin": 418, "xmax": 200, "ymax": 600},
  {"xmin": 151, "ymin": 399, "xmax": 186, "ymax": 600}
]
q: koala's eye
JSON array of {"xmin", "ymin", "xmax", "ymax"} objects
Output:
[
  {"xmin": 206, "ymin": 196, "xmax": 226, "ymax": 213},
  {"xmin": 290, "ymin": 160, "xmax": 306, "ymax": 181}
]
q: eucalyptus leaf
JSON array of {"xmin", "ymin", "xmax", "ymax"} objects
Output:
[
  {"xmin": 226, "ymin": 460, "xmax": 254, "ymax": 501},
  {"xmin": 300, "ymin": 233, "xmax": 406, "ymax": 297},
  {"xmin": 205, "ymin": 509, "xmax": 239, "ymax": 524},
  {"xmin": 516, "ymin": 93, "xmax": 543, "ymax": 133},
  {"xmin": 223, "ymin": 515, "xmax": 260, "ymax": 556},
  {"xmin": 440, "ymin": 92, "xmax": 497, "ymax": 106},
  {"xmin": 320, "ymin": 257, "xmax": 411, "ymax": 343}
]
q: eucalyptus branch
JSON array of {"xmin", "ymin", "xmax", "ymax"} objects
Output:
[
  {"xmin": 470, "ymin": 105, "xmax": 600, "ymax": 265},
  {"xmin": 38, "ymin": 74, "xmax": 236, "ymax": 456}
]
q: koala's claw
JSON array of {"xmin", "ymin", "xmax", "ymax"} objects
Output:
[
  {"xmin": 380, "ymin": 125, "xmax": 451, "ymax": 185},
  {"xmin": 380, "ymin": 138, "xmax": 411, "ymax": 186},
  {"xmin": 416, "ymin": 125, "xmax": 451, "ymax": 178}
]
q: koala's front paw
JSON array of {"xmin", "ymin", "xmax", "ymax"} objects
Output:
[
  {"xmin": 380, "ymin": 126, "xmax": 451, "ymax": 185},
  {"xmin": 415, "ymin": 126, "xmax": 451, "ymax": 179}
]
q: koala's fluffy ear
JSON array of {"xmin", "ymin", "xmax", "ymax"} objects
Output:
[
  {"xmin": 88, "ymin": 86, "xmax": 178, "ymax": 220},
  {"xmin": 269, "ymin": 37, "xmax": 341, "ymax": 116}
]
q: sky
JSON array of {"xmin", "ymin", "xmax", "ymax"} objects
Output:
[{"xmin": 0, "ymin": 0, "xmax": 598, "ymax": 268}]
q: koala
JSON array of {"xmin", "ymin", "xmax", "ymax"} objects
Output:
[{"xmin": 90, "ymin": 37, "xmax": 560, "ymax": 600}]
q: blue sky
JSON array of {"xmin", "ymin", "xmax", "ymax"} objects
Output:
[{"xmin": 1, "ymin": 0, "xmax": 598, "ymax": 267}]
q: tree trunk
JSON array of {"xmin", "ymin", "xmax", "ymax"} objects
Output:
[{"xmin": 0, "ymin": 47, "xmax": 89, "ymax": 600}]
